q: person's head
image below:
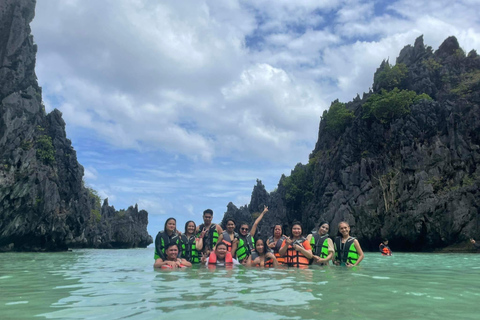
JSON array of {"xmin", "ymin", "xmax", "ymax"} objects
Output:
[
  {"xmin": 273, "ymin": 224, "xmax": 283, "ymax": 238},
  {"xmin": 255, "ymin": 238, "xmax": 266, "ymax": 255},
  {"xmin": 164, "ymin": 218, "xmax": 176, "ymax": 234},
  {"xmin": 184, "ymin": 220, "xmax": 196, "ymax": 236},
  {"xmin": 225, "ymin": 218, "xmax": 236, "ymax": 232},
  {"xmin": 215, "ymin": 242, "xmax": 228, "ymax": 260},
  {"xmin": 291, "ymin": 221, "xmax": 303, "ymax": 238},
  {"xmin": 382, "ymin": 238, "xmax": 389, "ymax": 245},
  {"xmin": 317, "ymin": 221, "xmax": 329, "ymax": 236},
  {"xmin": 165, "ymin": 243, "xmax": 179, "ymax": 260},
  {"xmin": 338, "ymin": 221, "xmax": 350, "ymax": 237},
  {"xmin": 203, "ymin": 209, "xmax": 213, "ymax": 225},
  {"xmin": 239, "ymin": 222, "xmax": 249, "ymax": 236}
]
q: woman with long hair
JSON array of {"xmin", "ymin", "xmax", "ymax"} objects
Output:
[
  {"xmin": 266, "ymin": 224, "xmax": 286, "ymax": 264},
  {"xmin": 279, "ymin": 221, "xmax": 313, "ymax": 268},
  {"xmin": 154, "ymin": 218, "xmax": 181, "ymax": 266},
  {"xmin": 307, "ymin": 221, "xmax": 334, "ymax": 266},
  {"xmin": 333, "ymin": 221, "xmax": 364, "ymax": 267},
  {"xmin": 180, "ymin": 220, "xmax": 204, "ymax": 264},
  {"xmin": 250, "ymin": 237, "xmax": 278, "ymax": 268},
  {"xmin": 217, "ymin": 218, "xmax": 238, "ymax": 253}
]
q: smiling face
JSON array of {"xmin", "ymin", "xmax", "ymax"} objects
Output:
[
  {"xmin": 226, "ymin": 220, "xmax": 235, "ymax": 233},
  {"xmin": 166, "ymin": 245, "xmax": 178, "ymax": 260},
  {"xmin": 240, "ymin": 224, "xmax": 249, "ymax": 236},
  {"xmin": 186, "ymin": 222, "xmax": 196, "ymax": 235},
  {"xmin": 215, "ymin": 243, "xmax": 227, "ymax": 260},
  {"xmin": 318, "ymin": 223, "xmax": 329, "ymax": 236},
  {"xmin": 273, "ymin": 225, "xmax": 282, "ymax": 237},
  {"xmin": 291, "ymin": 224, "xmax": 302, "ymax": 238},
  {"xmin": 338, "ymin": 222, "xmax": 350, "ymax": 237},
  {"xmin": 166, "ymin": 219, "xmax": 176, "ymax": 233},
  {"xmin": 255, "ymin": 239, "xmax": 265, "ymax": 254}
]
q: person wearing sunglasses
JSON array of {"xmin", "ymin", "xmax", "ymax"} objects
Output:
[{"xmin": 235, "ymin": 205, "xmax": 269, "ymax": 264}]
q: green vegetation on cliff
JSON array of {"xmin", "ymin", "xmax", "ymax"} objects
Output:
[
  {"xmin": 323, "ymin": 101, "xmax": 355, "ymax": 135},
  {"xmin": 373, "ymin": 62, "xmax": 408, "ymax": 91},
  {"xmin": 362, "ymin": 88, "xmax": 432, "ymax": 123}
]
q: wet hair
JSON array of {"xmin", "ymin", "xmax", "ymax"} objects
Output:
[
  {"xmin": 184, "ymin": 220, "xmax": 196, "ymax": 235},
  {"xmin": 203, "ymin": 209, "xmax": 214, "ymax": 216},
  {"xmin": 382, "ymin": 238, "xmax": 389, "ymax": 243},
  {"xmin": 164, "ymin": 217, "xmax": 176, "ymax": 234},
  {"xmin": 290, "ymin": 221, "xmax": 303, "ymax": 237}
]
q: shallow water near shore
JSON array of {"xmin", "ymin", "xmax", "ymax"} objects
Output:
[{"xmin": 1, "ymin": 248, "xmax": 479, "ymax": 319}]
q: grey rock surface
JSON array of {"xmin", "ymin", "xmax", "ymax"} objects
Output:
[
  {"xmin": 0, "ymin": 0, "xmax": 152, "ymax": 251},
  {"xmin": 223, "ymin": 36, "xmax": 480, "ymax": 252}
]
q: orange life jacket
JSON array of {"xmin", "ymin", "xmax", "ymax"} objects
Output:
[
  {"xmin": 208, "ymin": 251, "xmax": 233, "ymax": 265},
  {"xmin": 282, "ymin": 238, "xmax": 311, "ymax": 268},
  {"xmin": 268, "ymin": 236, "xmax": 286, "ymax": 264},
  {"xmin": 221, "ymin": 231, "xmax": 237, "ymax": 252}
]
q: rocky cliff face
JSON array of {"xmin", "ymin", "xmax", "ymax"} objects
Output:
[
  {"xmin": 0, "ymin": 0, "xmax": 152, "ymax": 251},
  {"xmin": 223, "ymin": 36, "xmax": 480, "ymax": 252}
]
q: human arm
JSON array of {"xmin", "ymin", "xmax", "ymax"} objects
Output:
[
  {"xmin": 250, "ymin": 205, "xmax": 268, "ymax": 237},
  {"xmin": 231, "ymin": 237, "xmax": 238, "ymax": 256},
  {"xmin": 154, "ymin": 258, "xmax": 177, "ymax": 268},
  {"xmin": 178, "ymin": 258, "xmax": 192, "ymax": 267},
  {"xmin": 294, "ymin": 241, "xmax": 313, "ymax": 259},
  {"xmin": 195, "ymin": 236, "xmax": 204, "ymax": 251},
  {"xmin": 216, "ymin": 224, "xmax": 223, "ymax": 234},
  {"xmin": 266, "ymin": 252, "xmax": 279, "ymax": 267},
  {"xmin": 279, "ymin": 239, "xmax": 290, "ymax": 257},
  {"xmin": 346, "ymin": 239, "xmax": 364, "ymax": 267}
]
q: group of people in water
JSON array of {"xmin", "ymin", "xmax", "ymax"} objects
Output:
[{"xmin": 153, "ymin": 206, "xmax": 370, "ymax": 269}]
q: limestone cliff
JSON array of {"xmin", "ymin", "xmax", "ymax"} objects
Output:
[
  {"xmin": 224, "ymin": 36, "xmax": 480, "ymax": 252},
  {"xmin": 0, "ymin": 0, "xmax": 152, "ymax": 251}
]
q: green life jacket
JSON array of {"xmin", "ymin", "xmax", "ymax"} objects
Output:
[
  {"xmin": 310, "ymin": 234, "xmax": 330, "ymax": 259},
  {"xmin": 154, "ymin": 231, "xmax": 180, "ymax": 260},
  {"xmin": 236, "ymin": 234, "xmax": 255, "ymax": 262},
  {"xmin": 181, "ymin": 234, "xmax": 200, "ymax": 264},
  {"xmin": 334, "ymin": 236, "xmax": 359, "ymax": 266},
  {"xmin": 197, "ymin": 223, "xmax": 219, "ymax": 251}
]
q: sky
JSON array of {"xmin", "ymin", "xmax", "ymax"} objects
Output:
[{"xmin": 30, "ymin": 0, "xmax": 480, "ymax": 238}]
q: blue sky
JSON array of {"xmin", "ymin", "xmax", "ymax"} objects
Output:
[{"xmin": 30, "ymin": 0, "xmax": 480, "ymax": 237}]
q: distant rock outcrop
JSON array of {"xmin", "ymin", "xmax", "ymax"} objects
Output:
[
  {"xmin": 224, "ymin": 36, "xmax": 480, "ymax": 252},
  {"xmin": 0, "ymin": 0, "xmax": 152, "ymax": 251}
]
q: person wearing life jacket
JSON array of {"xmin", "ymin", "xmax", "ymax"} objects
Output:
[
  {"xmin": 196, "ymin": 209, "xmax": 223, "ymax": 255},
  {"xmin": 279, "ymin": 221, "xmax": 313, "ymax": 268},
  {"xmin": 235, "ymin": 205, "xmax": 269, "ymax": 264},
  {"xmin": 379, "ymin": 239, "xmax": 392, "ymax": 256},
  {"xmin": 204, "ymin": 242, "xmax": 240, "ymax": 267},
  {"xmin": 307, "ymin": 221, "xmax": 334, "ymax": 266},
  {"xmin": 267, "ymin": 224, "xmax": 287, "ymax": 264},
  {"xmin": 217, "ymin": 218, "xmax": 239, "ymax": 253},
  {"xmin": 180, "ymin": 220, "xmax": 204, "ymax": 264},
  {"xmin": 154, "ymin": 217, "xmax": 181, "ymax": 265},
  {"xmin": 154, "ymin": 243, "xmax": 192, "ymax": 269},
  {"xmin": 250, "ymin": 238, "xmax": 278, "ymax": 268},
  {"xmin": 333, "ymin": 221, "xmax": 364, "ymax": 267}
]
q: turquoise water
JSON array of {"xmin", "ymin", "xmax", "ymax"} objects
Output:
[{"xmin": 1, "ymin": 248, "xmax": 479, "ymax": 319}]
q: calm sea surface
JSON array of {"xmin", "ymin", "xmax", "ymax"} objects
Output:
[{"xmin": 0, "ymin": 248, "xmax": 479, "ymax": 319}]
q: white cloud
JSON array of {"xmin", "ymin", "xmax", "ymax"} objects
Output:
[{"xmin": 30, "ymin": 0, "xmax": 480, "ymax": 233}]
